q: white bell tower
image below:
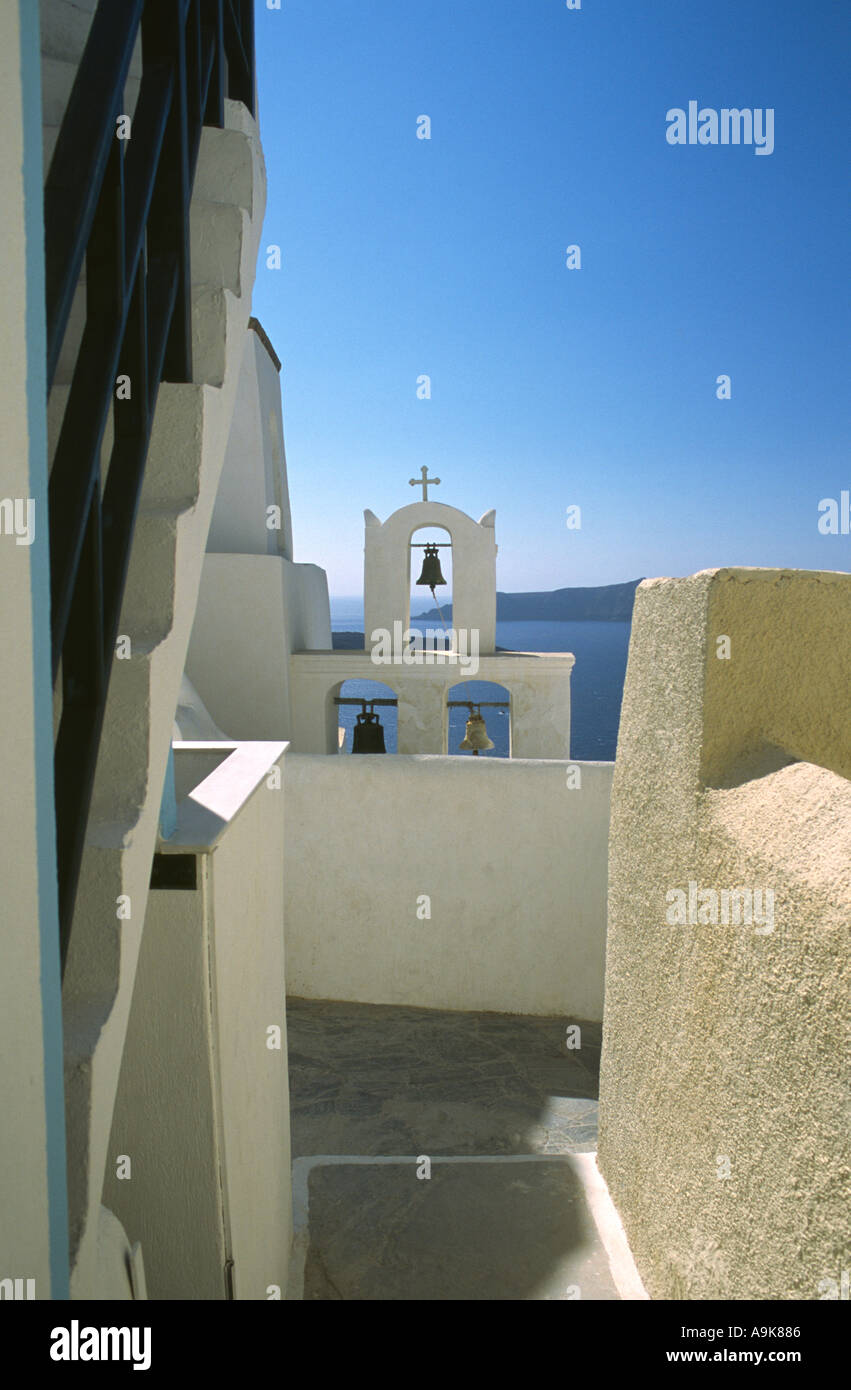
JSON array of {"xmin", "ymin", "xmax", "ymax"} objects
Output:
[
  {"xmin": 363, "ymin": 469, "xmax": 497, "ymax": 653},
  {"xmin": 288, "ymin": 473, "xmax": 573, "ymax": 760}
]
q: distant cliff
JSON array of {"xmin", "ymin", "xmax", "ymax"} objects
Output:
[{"xmin": 415, "ymin": 579, "xmax": 643, "ymax": 623}]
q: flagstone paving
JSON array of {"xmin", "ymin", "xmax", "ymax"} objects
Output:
[
  {"xmin": 286, "ymin": 998, "xmax": 601, "ymax": 1159},
  {"xmin": 285, "ymin": 999, "xmax": 631, "ymax": 1300},
  {"xmin": 299, "ymin": 1158, "xmax": 620, "ymax": 1301}
]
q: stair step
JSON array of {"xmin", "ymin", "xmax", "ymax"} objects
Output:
[
  {"xmin": 190, "ymin": 200, "xmax": 251, "ymax": 297},
  {"xmin": 51, "ymin": 279, "xmax": 242, "ymax": 400},
  {"xmin": 39, "ymin": 0, "xmax": 97, "ymax": 62},
  {"xmin": 41, "ymin": 54, "xmax": 141, "ymax": 138},
  {"xmin": 137, "ymin": 384, "xmax": 209, "ymax": 510},
  {"xmin": 47, "ymin": 383, "xmax": 113, "ymax": 487},
  {"xmin": 39, "ymin": 0, "xmax": 142, "ymax": 77},
  {"xmin": 43, "ymin": 123, "xmax": 59, "ymax": 177},
  {"xmin": 52, "ymin": 278, "xmax": 86, "ymax": 389},
  {"xmin": 118, "ymin": 511, "xmax": 183, "ymax": 647},
  {"xmin": 49, "ymin": 139, "xmax": 253, "ymax": 390},
  {"xmin": 48, "ymin": 387, "xmax": 216, "ymax": 516},
  {"xmin": 193, "ymin": 121, "xmax": 259, "ymax": 215}
]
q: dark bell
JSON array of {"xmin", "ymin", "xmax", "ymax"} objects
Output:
[
  {"xmin": 352, "ymin": 708, "xmax": 386, "ymax": 754},
  {"xmin": 415, "ymin": 543, "xmax": 446, "ymax": 588}
]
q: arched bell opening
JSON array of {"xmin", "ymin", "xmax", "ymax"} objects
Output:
[
  {"xmin": 408, "ymin": 525, "xmax": 453, "ymax": 649},
  {"xmin": 334, "ymin": 678, "xmax": 399, "ymax": 754},
  {"xmin": 447, "ymin": 680, "xmax": 511, "ymax": 758}
]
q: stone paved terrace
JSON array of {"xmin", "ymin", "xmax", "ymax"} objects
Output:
[{"xmin": 285, "ymin": 999, "xmax": 645, "ymax": 1301}]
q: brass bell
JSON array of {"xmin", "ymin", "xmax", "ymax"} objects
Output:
[
  {"xmin": 352, "ymin": 704, "xmax": 386, "ymax": 754},
  {"xmin": 415, "ymin": 543, "xmax": 447, "ymax": 588},
  {"xmin": 458, "ymin": 707, "xmax": 495, "ymax": 755}
]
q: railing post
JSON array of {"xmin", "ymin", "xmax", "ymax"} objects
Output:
[
  {"xmin": 202, "ymin": 0, "xmax": 225, "ymax": 127},
  {"xmin": 44, "ymin": 0, "xmax": 145, "ymax": 389},
  {"xmin": 55, "ymin": 492, "xmax": 104, "ymax": 964},
  {"xmin": 240, "ymin": 0, "xmax": 255, "ymax": 117},
  {"xmin": 45, "ymin": 0, "xmax": 256, "ymax": 967},
  {"xmin": 143, "ymin": 0, "xmax": 192, "ymax": 383},
  {"xmin": 102, "ymin": 264, "xmax": 149, "ymax": 653}
]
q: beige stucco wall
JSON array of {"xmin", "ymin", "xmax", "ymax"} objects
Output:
[
  {"xmin": 598, "ymin": 568, "xmax": 851, "ymax": 1300},
  {"xmin": 284, "ymin": 754, "xmax": 612, "ymax": 1019}
]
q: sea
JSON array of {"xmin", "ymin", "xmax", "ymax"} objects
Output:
[{"xmin": 330, "ymin": 598, "xmax": 631, "ymax": 761}]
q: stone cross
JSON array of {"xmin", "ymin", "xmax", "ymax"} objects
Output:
[{"xmin": 409, "ymin": 466, "xmax": 441, "ymax": 502}]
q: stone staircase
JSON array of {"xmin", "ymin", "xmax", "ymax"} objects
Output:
[{"xmin": 39, "ymin": 0, "xmax": 267, "ymax": 1297}]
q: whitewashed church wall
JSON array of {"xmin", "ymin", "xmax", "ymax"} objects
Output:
[
  {"xmin": 283, "ymin": 559, "xmax": 332, "ymax": 652},
  {"xmin": 189, "ymin": 315, "xmax": 331, "ymax": 742},
  {"xmin": 188, "ymin": 554, "xmax": 294, "ymax": 738},
  {"xmin": 288, "ymin": 650, "xmax": 573, "ymax": 757},
  {"xmin": 186, "ymin": 553, "xmax": 331, "ymax": 741},
  {"xmin": 206, "ymin": 327, "xmax": 294, "ymax": 560},
  {"xmin": 283, "ymin": 754, "xmax": 613, "ymax": 1019},
  {"xmin": 364, "ymin": 501, "xmax": 497, "ymax": 652}
]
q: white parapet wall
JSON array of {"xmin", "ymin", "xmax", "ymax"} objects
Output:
[
  {"xmin": 283, "ymin": 754, "xmax": 613, "ymax": 1020},
  {"xmin": 104, "ymin": 742, "xmax": 291, "ymax": 1300}
]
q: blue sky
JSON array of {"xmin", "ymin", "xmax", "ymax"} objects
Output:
[{"xmin": 252, "ymin": 0, "xmax": 849, "ymax": 594}]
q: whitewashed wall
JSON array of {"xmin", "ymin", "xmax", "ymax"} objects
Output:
[
  {"xmin": 105, "ymin": 743, "xmax": 291, "ymax": 1300},
  {"xmin": 0, "ymin": 0, "xmax": 68, "ymax": 1299},
  {"xmin": 206, "ymin": 325, "xmax": 293, "ymax": 559},
  {"xmin": 364, "ymin": 500, "xmax": 498, "ymax": 652},
  {"xmin": 289, "ymin": 650, "xmax": 573, "ymax": 757},
  {"xmin": 283, "ymin": 755, "xmax": 613, "ymax": 1020},
  {"xmin": 188, "ymin": 553, "xmax": 331, "ymax": 740},
  {"xmin": 186, "ymin": 320, "xmax": 332, "ymax": 742}
]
